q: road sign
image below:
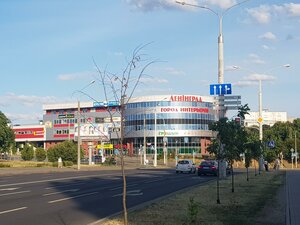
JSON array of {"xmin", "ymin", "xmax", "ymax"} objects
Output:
[
  {"xmin": 210, "ymin": 83, "xmax": 232, "ymax": 95},
  {"xmin": 258, "ymin": 117, "xmax": 263, "ymax": 123},
  {"xmin": 267, "ymin": 141, "xmax": 275, "ymax": 148}
]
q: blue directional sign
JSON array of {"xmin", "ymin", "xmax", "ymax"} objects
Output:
[
  {"xmin": 267, "ymin": 140, "xmax": 275, "ymax": 148},
  {"xmin": 210, "ymin": 83, "xmax": 232, "ymax": 95}
]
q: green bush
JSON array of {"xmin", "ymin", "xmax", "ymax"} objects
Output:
[
  {"xmin": 21, "ymin": 144, "xmax": 34, "ymax": 161},
  {"xmin": 63, "ymin": 161, "xmax": 74, "ymax": 167},
  {"xmin": 52, "ymin": 162, "xmax": 58, "ymax": 167},
  {"xmin": 47, "ymin": 140, "xmax": 84, "ymax": 163},
  {"xmin": 35, "ymin": 148, "xmax": 47, "ymax": 161}
]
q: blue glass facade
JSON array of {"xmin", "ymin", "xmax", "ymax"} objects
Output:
[{"xmin": 124, "ymin": 95, "xmax": 216, "ymax": 155}]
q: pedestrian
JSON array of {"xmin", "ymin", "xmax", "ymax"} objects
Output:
[{"xmin": 264, "ymin": 160, "xmax": 269, "ymax": 171}]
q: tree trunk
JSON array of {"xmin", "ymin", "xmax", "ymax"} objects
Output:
[
  {"xmin": 121, "ymin": 154, "xmax": 128, "ymax": 225},
  {"xmin": 246, "ymin": 167, "xmax": 249, "ymax": 181},
  {"xmin": 231, "ymin": 163, "xmax": 234, "ymax": 193}
]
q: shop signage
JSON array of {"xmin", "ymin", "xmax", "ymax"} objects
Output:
[
  {"xmin": 58, "ymin": 114, "xmax": 74, "ymax": 119},
  {"xmin": 170, "ymin": 95, "xmax": 202, "ymax": 103},
  {"xmin": 160, "ymin": 107, "xmax": 208, "ymax": 113},
  {"xmin": 93, "ymin": 100, "xmax": 120, "ymax": 108}
]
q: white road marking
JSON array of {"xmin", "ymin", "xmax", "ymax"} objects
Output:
[
  {"xmin": 45, "ymin": 182, "xmax": 86, "ymax": 190},
  {"xmin": 0, "ymin": 173, "xmax": 117, "ymax": 188},
  {"xmin": 143, "ymin": 179, "xmax": 163, "ymax": 184},
  {"xmin": 0, "ymin": 190, "xmax": 30, "ymax": 197},
  {"xmin": 113, "ymin": 189, "xmax": 143, "ymax": 197},
  {"xmin": 48, "ymin": 192, "xmax": 98, "ymax": 204},
  {"xmin": 0, "ymin": 207, "xmax": 27, "ymax": 215},
  {"xmin": 110, "ymin": 183, "xmax": 138, "ymax": 191},
  {"xmin": 43, "ymin": 189, "xmax": 80, "ymax": 196},
  {"xmin": 0, "ymin": 187, "xmax": 20, "ymax": 191}
]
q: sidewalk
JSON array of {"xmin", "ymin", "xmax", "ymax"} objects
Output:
[{"xmin": 285, "ymin": 169, "xmax": 300, "ymax": 225}]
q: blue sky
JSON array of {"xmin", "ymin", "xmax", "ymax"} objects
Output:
[{"xmin": 0, "ymin": 0, "xmax": 299, "ymax": 124}]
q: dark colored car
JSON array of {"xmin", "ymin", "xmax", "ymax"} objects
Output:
[{"xmin": 197, "ymin": 160, "xmax": 218, "ymax": 176}]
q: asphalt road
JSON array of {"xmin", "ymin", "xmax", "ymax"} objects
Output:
[{"xmin": 0, "ymin": 168, "xmax": 214, "ymax": 225}]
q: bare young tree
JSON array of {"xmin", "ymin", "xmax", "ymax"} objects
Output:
[{"xmin": 93, "ymin": 43, "xmax": 156, "ymax": 225}]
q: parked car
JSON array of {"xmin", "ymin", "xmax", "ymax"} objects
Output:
[
  {"xmin": 197, "ymin": 160, "xmax": 231, "ymax": 176},
  {"xmin": 197, "ymin": 160, "xmax": 218, "ymax": 176},
  {"xmin": 176, "ymin": 159, "xmax": 196, "ymax": 174}
]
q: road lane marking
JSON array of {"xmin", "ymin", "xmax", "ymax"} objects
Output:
[
  {"xmin": 0, "ymin": 207, "xmax": 27, "ymax": 215},
  {"xmin": 0, "ymin": 190, "xmax": 30, "ymax": 197},
  {"xmin": 143, "ymin": 179, "xmax": 164, "ymax": 184},
  {"xmin": 0, "ymin": 187, "xmax": 20, "ymax": 191},
  {"xmin": 48, "ymin": 192, "xmax": 98, "ymax": 204},
  {"xmin": 112, "ymin": 189, "xmax": 143, "ymax": 197},
  {"xmin": 43, "ymin": 189, "xmax": 80, "ymax": 196},
  {"xmin": 45, "ymin": 182, "xmax": 86, "ymax": 190},
  {"xmin": 0, "ymin": 173, "xmax": 117, "ymax": 188},
  {"xmin": 110, "ymin": 183, "xmax": 138, "ymax": 191}
]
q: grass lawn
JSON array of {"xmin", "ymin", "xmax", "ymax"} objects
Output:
[{"xmin": 101, "ymin": 170, "xmax": 285, "ymax": 225}]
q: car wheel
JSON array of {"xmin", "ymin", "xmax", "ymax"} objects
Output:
[
  {"xmin": 189, "ymin": 169, "xmax": 192, "ymax": 174},
  {"xmin": 176, "ymin": 171, "xmax": 179, "ymax": 174}
]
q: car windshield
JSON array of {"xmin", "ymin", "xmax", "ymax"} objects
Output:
[
  {"xmin": 200, "ymin": 161, "xmax": 217, "ymax": 166},
  {"xmin": 178, "ymin": 160, "xmax": 189, "ymax": 164}
]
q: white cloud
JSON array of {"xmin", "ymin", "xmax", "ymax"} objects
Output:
[
  {"xmin": 248, "ymin": 53, "xmax": 265, "ymax": 65},
  {"xmin": 164, "ymin": 67, "xmax": 186, "ymax": 76},
  {"xmin": 244, "ymin": 73, "xmax": 276, "ymax": 81},
  {"xmin": 247, "ymin": 5, "xmax": 271, "ymax": 24},
  {"xmin": 58, "ymin": 71, "xmax": 94, "ymax": 81},
  {"xmin": 0, "ymin": 93, "xmax": 59, "ymax": 107},
  {"xmin": 262, "ymin": 45, "xmax": 270, "ymax": 50},
  {"xmin": 284, "ymin": 3, "xmax": 300, "ymax": 17},
  {"xmin": 5, "ymin": 112, "xmax": 42, "ymax": 124},
  {"xmin": 127, "ymin": 0, "xmax": 239, "ymax": 12},
  {"xmin": 126, "ymin": 0, "xmax": 182, "ymax": 11},
  {"xmin": 202, "ymin": 0, "xmax": 237, "ymax": 9},
  {"xmin": 140, "ymin": 77, "xmax": 168, "ymax": 84},
  {"xmin": 259, "ymin": 32, "xmax": 277, "ymax": 41},
  {"xmin": 247, "ymin": 3, "xmax": 300, "ymax": 24},
  {"xmin": 233, "ymin": 80, "xmax": 256, "ymax": 87}
]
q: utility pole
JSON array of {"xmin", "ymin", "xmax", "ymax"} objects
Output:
[
  {"xmin": 295, "ymin": 132, "xmax": 298, "ymax": 168},
  {"xmin": 77, "ymin": 100, "xmax": 81, "ymax": 170},
  {"xmin": 144, "ymin": 116, "xmax": 147, "ymax": 165}
]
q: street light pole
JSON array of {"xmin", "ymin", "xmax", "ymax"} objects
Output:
[
  {"xmin": 77, "ymin": 100, "xmax": 81, "ymax": 170},
  {"xmin": 176, "ymin": 0, "xmax": 251, "ymax": 85},
  {"xmin": 154, "ymin": 111, "xmax": 157, "ymax": 167}
]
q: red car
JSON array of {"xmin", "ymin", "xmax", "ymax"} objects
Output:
[{"xmin": 197, "ymin": 160, "xmax": 218, "ymax": 176}]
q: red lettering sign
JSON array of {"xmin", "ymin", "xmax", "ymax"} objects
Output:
[{"xmin": 170, "ymin": 95, "xmax": 202, "ymax": 102}]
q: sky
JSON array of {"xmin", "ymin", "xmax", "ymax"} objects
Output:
[{"xmin": 0, "ymin": 0, "xmax": 299, "ymax": 124}]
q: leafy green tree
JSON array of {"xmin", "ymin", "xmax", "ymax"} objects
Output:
[
  {"xmin": 21, "ymin": 143, "xmax": 34, "ymax": 161},
  {"xmin": 0, "ymin": 111, "xmax": 15, "ymax": 154},
  {"xmin": 47, "ymin": 141, "xmax": 83, "ymax": 163},
  {"xmin": 208, "ymin": 117, "xmax": 247, "ymax": 192},
  {"xmin": 35, "ymin": 147, "xmax": 46, "ymax": 161}
]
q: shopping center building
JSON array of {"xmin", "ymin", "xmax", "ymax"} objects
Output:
[
  {"xmin": 124, "ymin": 95, "xmax": 216, "ymax": 157},
  {"xmin": 13, "ymin": 94, "xmax": 217, "ymax": 157}
]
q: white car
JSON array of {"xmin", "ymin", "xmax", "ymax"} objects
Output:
[{"xmin": 176, "ymin": 159, "xmax": 196, "ymax": 174}]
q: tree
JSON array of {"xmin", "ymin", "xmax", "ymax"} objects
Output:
[
  {"xmin": 94, "ymin": 44, "xmax": 156, "ymax": 225},
  {"xmin": 35, "ymin": 147, "xmax": 47, "ymax": 161},
  {"xmin": 0, "ymin": 111, "xmax": 15, "ymax": 154},
  {"xmin": 47, "ymin": 141, "xmax": 83, "ymax": 163},
  {"xmin": 21, "ymin": 143, "xmax": 34, "ymax": 161},
  {"xmin": 208, "ymin": 117, "xmax": 247, "ymax": 193}
]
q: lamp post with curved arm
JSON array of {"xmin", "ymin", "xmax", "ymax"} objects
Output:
[{"xmin": 175, "ymin": 0, "xmax": 251, "ymax": 84}]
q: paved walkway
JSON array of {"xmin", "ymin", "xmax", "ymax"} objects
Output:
[{"xmin": 286, "ymin": 170, "xmax": 300, "ymax": 225}]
